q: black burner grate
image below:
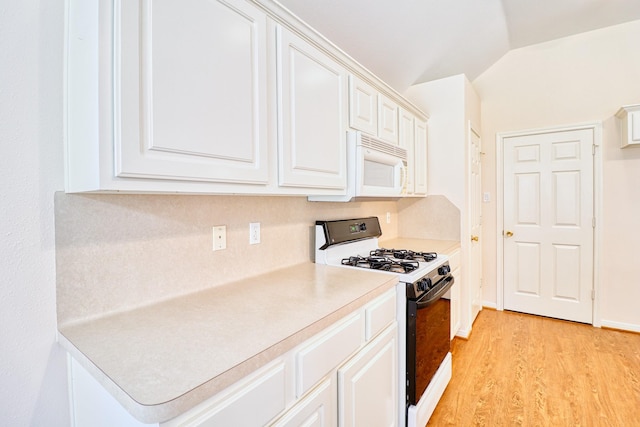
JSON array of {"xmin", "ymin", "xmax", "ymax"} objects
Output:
[
  {"xmin": 341, "ymin": 255, "xmax": 419, "ymax": 273},
  {"xmin": 370, "ymin": 248, "xmax": 437, "ymax": 262}
]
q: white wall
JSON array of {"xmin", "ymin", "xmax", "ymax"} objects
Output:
[
  {"xmin": 404, "ymin": 75, "xmax": 466, "ymax": 209},
  {"xmin": 0, "ymin": 1, "xmax": 70, "ymax": 425},
  {"xmin": 474, "ymin": 19, "xmax": 640, "ymax": 330}
]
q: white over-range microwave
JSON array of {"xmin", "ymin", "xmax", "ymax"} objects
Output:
[{"xmin": 310, "ymin": 130, "xmax": 408, "ymax": 202}]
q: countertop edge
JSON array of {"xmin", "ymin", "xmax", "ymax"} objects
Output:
[{"xmin": 58, "ymin": 266, "xmax": 398, "ymax": 424}]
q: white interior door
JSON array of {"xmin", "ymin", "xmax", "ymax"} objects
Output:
[
  {"xmin": 469, "ymin": 127, "xmax": 483, "ymax": 322},
  {"xmin": 503, "ymin": 128, "xmax": 594, "ymax": 323}
]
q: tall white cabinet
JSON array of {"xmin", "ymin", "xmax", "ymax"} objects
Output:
[
  {"xmin": 405, "ymin": 74, "xmax": 482, "ymax": 338},
  {"xmin": 276, "ymin": 26, "xmax": 348, "ymax": 190}
]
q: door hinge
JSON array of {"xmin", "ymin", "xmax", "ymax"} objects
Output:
[
  {"xmin": 591, "ymin": 289, "xmax": 595, "ymax": 300},
  {"xmin": 592, "ymin": 217, "xmax": 596, "ymax": 228},
  {"xmin": 592, "ymin": 144, "xmax": 597, "ymax": 155}
]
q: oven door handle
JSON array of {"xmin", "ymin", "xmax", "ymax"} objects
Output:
[{"xmin": 415, "ymin": 276, "xmax": 455, "ymax": 309}]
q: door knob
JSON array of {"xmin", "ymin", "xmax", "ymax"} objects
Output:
[
  {"xmin": 505, "ymin": 231, "xmax": 514, "ymax": 237},
  {"xmin": 471, "ymin": 235, "xmax": 479, "ymax": 242}
]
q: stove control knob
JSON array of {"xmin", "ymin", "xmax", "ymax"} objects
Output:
[
  {"xmin": 438, "ymin": 265, "xmax": 451, "ymax": 275},
  {"xmin": 417, "ymin": 278, "xmax": 432, "ymax": 291}
]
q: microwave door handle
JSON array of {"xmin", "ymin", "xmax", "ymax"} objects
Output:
[
  {"xmin": 398, "ymin": 162, "xmax": 407, "ymax": 193},
  {"xmin": 402, "ymin": 162, "xmax": 408, "ymax": 191}
]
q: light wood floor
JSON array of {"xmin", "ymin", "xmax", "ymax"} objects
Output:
[{"xmin": 427, "ymin": 309, "xmax": 640, "ymax": 426}]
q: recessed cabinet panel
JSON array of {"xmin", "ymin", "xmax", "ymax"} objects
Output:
[
  {"xmin": 337, "ymin": 323, "xmax": 397, "ymax": 427},
  {"xmin": 348, "ymin": 76, "xmax": 377, "ymax": 135},
  {"xmin": 414, "ymin": 117, "xmax": 428, "ymax": 195},
  {"xmin": 270, "ymin": 378, "xmax": 334, "ymax": 427},
  {"xmin": 117, "ymin": 0, "xmax": 269, "ymax": 184},
  {"xmin": 277, "ymin": 26, "xmax": 347, "ymax": 190},
  {"xmin": 399, "ymin": 108, "xmax": 415, "ymax": 193},
  {"xmin": 377, "ymin": 94, "xmax": 399, "ymax": 145}
]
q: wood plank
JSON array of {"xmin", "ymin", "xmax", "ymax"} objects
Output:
[{"xmin": 428, "ymin": 309, "xmax": 640, "ymax": 426}]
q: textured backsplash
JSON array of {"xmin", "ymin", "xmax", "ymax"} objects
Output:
[
  {"xmin": 398, "ymin": 195, "xmax": 461, "ymax": 241},
  {"xmin": 55, "ymin": 193, "xmax": 401, "ymax": 325},
  {"xmin": 55, "ymin": 193, "xmax": 459, "ymax": 325}
]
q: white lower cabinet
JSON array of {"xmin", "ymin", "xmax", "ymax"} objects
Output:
[
  {"xmin": 68, "ymin": 289, "xmax": 398, "ymax": 427},
  {"xmin": 162, "ymin": 361, "xmax": 287, "ymax": 427},
  {"xmin": 338, "ymin": 323, "xmax": 398, "ymax": 427},
  {"xmin": 269, "ymin": 378, "xmax": 335, "ymax": 427}
]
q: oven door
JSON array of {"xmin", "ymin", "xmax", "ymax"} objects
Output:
[{"xmin": 406, "ymin": 276, "xmax": 454, "ymax": 406}]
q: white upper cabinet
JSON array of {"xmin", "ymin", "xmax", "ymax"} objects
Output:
[
  {"xmin": 348, "ymin": 75, "xmax": 400, "ymax": 145},
  {"xmin": 66, "ymin": 0, "xmax": 272, "ymax": 193},
  {"xmin": 399, "ymin": 108, "xmax": 415, "ymax": 193},
  {"xmin": 116, "ymin": 0, "xmax": 269, "ymax": 185},
  {"xmin": 399, "ymin": 108, "xmax": 427, "ymax": 196},
  {"xmin": 348, "ymin": 76, "xmax": 378, "ymax": 135},
  {"xmin": 414, "ymin": 117, "xmax": 428, "ymax": 195},
  {"xmin": 276, "ymin": 25, "xmax": 348, "ymax": 191},
  {"xmin": 616, "ymin": 104, "xmax": 640, "ymax": 148},
  {"xmin": 65, "ymin": 0, "xmax": 424, "ymax": 195},
  {"xmin": 377, "ymin": 94, "xmax": 400, "ymax": 145}
]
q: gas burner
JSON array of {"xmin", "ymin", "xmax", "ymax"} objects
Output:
[
  {"xmin": 341, "ymin": 255, "xmax": 419, "ymax": 273},
  {"xmin": 370, "ymin": 248, "xmax": 438, "ymax": 262}
]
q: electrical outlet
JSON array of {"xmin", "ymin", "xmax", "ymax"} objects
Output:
[
  {"xmin": 212, "ymin": 226, "xmax": 226, "ymax": 251},
  {"xmin": 249, "ymin": 222, "xmax": 260, "ymax": 244}
]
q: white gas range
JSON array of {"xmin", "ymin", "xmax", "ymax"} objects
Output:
[{"xmin": 315, "ymin": 217, "xmax": 454, "ymax": 427}]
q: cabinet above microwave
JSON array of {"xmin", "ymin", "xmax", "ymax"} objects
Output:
[{"xmin": 64, "ymin": 0, "xmax": 427, "ymax": 197}]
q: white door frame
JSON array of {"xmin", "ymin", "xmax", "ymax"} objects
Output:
[{"xmin": 496, "ymin": 122, "xmax": 602, "ymax": 326}]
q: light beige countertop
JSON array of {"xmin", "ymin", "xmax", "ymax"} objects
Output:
[
  {"xmin": 57, "ymin": 262, "xmax": 397, "ymax": 423},
  {"xmin": 379, "ymin": 238, "xmax": 460, "ymax": 256}
]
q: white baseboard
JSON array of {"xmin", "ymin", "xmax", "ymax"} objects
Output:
[
  {"xmin": 600, "ymin": 319, "xmax": 640, "ymax": 334},
  {"xmin": 455, "ymin": 327, "xmax": 471, "ymax": 339},
  {"xmin": 482, "ymin": 301, "xmax": 497, "ymax": 310}
]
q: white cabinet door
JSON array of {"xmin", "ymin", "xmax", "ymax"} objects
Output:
[
  {"xmin": 277, "ymin": 26, "xmax": 348, "ymax": 191},
  {"xmin": 399, "ymin": 108, "xmax": 415, "ymax": 194},
  {"xmin": 348, "ymin": 75, "xmax": 378, "ymax": 135},
  {"xmin": 377, "ymin": 94, "xmax": 399, "ymax": 145},
  {"xmin": 337, "ymin": 323, "xmax": 397, "ymax": 427},
  {"xmin": 269, "ymin": 378, "xmax": 335, "ymax": 427},
  {"xmin": 413, "ymin": 117, "xmax": 428, "ymax": 195},
  {"xmin": 116, "ymin": 0, "xmax": 270, "ymax": 185},
  {"xmin": 161, "ymin": 361, "xmax": 287, "ymax": 427}
]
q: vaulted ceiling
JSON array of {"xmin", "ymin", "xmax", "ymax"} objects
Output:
[{"xmin": 277, "ymin": 0, "xmax": 640, "ymax": 93}]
